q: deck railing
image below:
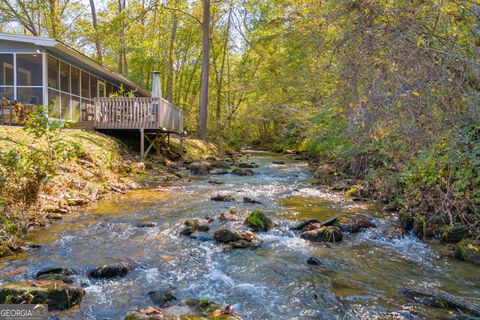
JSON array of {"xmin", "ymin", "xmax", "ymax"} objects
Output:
[{"xmin": 93, "ymin": 97, "xmax": 183, "ymax": 132}]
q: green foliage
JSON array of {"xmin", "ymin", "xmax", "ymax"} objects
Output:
[{"xmin": 246, "ymin": 210, "xmax": 266, "ymax": 230}]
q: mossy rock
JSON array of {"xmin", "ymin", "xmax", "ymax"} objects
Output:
[
  {"xmin": 0, "ymin": 280, "xmax": 84, "ymax": 310},
  {"xmin": 440, "ymin": 225, "xmax": 469, "ymax": 243},
  {"xmin": 184, "ymin": 219, "xmax": 199, "ymax": 227},
  {"xmin": 454, "ymin": 240, "xmax": 480, "ymax": 266},
  {"xmin": 245, "ymin": 210, "xmax": 273, "ymax": 232}
]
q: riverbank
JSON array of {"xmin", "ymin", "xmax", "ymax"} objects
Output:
[
  {"xmin": 0, "ymin": 126, "xmax": 225, "ymax": 257},
  {"xmin": 307, "ymin": 157, "xmax": 480, "ymax": 266}
]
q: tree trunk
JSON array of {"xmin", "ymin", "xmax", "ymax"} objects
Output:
[
  {"xmin": 215, "ymin": 7, "xmax": 232, "ymax": 128},
  {"xmin": 89, "ymin": 0, "xmax": 103, "ymax": 63},
  {"xmin": 166, "ymin": 0, "xmax": 179, "ymax": 103},
  {"xmin": 198, "ymin": 0, "xmax": 210, "ymax": 140}
]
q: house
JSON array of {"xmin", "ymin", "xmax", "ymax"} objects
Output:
[{"xmin": 0, "ymin": 33, "xmax": 184, "ymax": 158}]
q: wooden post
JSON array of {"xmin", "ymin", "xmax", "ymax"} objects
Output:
[{"xmin": 140, "ymin": 128, "xmax": 145, "ymax": 159}]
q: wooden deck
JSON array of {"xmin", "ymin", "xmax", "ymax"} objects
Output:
[{"xmin": 93, "ymin": 97, "xmax": 183, "ymax": 133}]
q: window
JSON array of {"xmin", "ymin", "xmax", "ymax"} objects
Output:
[
  {"xmin": 17, "ymin": 54, "xmax": 42, "ymax": 86},
  {"xmin": 0, "ymin": 54, "xmax": 14, "ymax": 86},
  {"xmin": 48, "ymin": 56, "xmax": 59, "ymax": 89},
  {"xmin": 71, "ymin": 67, "xmax": 80, "ymax": 96},
  {"xmin": 90, "ymin": 75, "xmax": 97, "ymax": 98},
  {"xmin": 81, "ymin": 71, "xmax": 89, "ymax": 98},
  {"xmin": 17, "ymin": 87, "xmax": 43, "ymax": 105},
  {"xmin": 0, "ymin": 87, "xmax": 14, "ymax": 101},
  {"xmin": 60, "ymin": 61, "xmax": 70, "ymax": 93}
]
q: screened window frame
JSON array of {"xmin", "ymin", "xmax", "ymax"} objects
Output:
[{"xmin": 0, "ymin": 52, "xmax": 45, "ymax": 104}]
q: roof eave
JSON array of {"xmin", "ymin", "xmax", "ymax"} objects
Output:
[{"xmin": 53, "ymin": 42, "xmax": 151, "ymax": 97}]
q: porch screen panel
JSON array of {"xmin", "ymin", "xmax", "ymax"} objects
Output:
[
  {"xmin": 72, "ymin": 96, "xmax": 80, "ymax": 121},
  {"xmin": 71, "ymin": 67, "xmax": 80, "ymax": 96},
  {"xmin": 81, "ymin": 71, "xmax": 89, "ymax": 98},
  {"xmin": 61, "ymin": 92, "xmax": 71, "ymax": 120},
  {"xmin": 48, "ymin": 89, "xmax": 60, "ymax": 118},
  {"xmin": 16, "ymin": 54, "xmax": 42, "ymax": 86},
  {"xmin": 48, "ymin": 56, "xmax": 59, "ymax": 89},
  {"xmin": 60, "ymin": 61, "xmax": 70, "ymax": 93}
]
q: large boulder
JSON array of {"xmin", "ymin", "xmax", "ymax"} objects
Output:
[
  {"xmin": 231, "ymin": 169, "xmax": 254, "ymax": 176},
  {"xmin": 189, "ymin": 161, "xmax": 211, "ymax": 175},
  {"xmin": 301, "ymin": 226, "xmax": 343, "ymax": 243},
  {"xmin": 0, "ymin": 280, "xmax": 85, "ymax": 310},
  {"xmin": 399, "ymin": 287, "xmax": 480, "ymax": 316},
  {"xmin": 440, "ymin": 225, "xmax": 469, "ymax": 243},
  {"xmin": 88, "ymin": 261, "xmax": 135, "ymax": 279},
  {"xmin": 245, "ymin": 210, "xmax": 274, "ymax": 232}
]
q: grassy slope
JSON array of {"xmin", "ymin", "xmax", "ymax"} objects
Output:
[{"xmin": 0, "ymin": 126, "xmax": 220, "ymax": 257}]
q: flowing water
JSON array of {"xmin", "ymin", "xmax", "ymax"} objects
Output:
[{"xmin": 0, "ymin": 152, "xmax": 479, "ymax": 319}]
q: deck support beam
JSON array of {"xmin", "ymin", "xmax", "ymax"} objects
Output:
[{"xmin": 140, "ymin": 128, "xmax": 145, "ymax": 159}]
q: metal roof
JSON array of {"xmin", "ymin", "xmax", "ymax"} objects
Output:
[{"xmin": 0, "ymin": 32, "xmax": 151, "ymax": 97}]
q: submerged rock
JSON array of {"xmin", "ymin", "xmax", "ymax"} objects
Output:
[
  {"xmin": 36, "ymin": 267, "xmax": 77, "ymax": 277},
  {"xmin": 211, "ymin": 194, "xmax": 235, "ymax": 202},
  {"xmin": 0, "ymin": 280, "xmax": 85, "ymax": 310},
  {"xmin": 231, "ymin": 168, "xmax": 254, "ymax": 176},
  {"xmin": 189, "ymin": 161, "xmax": 211, "ymax": 175},
  {"xmin": 245, "ymin": 210, "xmax": 274, "ymax": 232},
  {"xmin": 147, "ymin": 289, "xmax": 177, "ymax": 306},
  {"xmin": 348, "ymin": 216, "xmax": 376, "ymax": 233},
  {"xmin": 36, "ymin": 273, "xmax": 75, "ymax": 284},
  {"xmin": 301, "ymin": 226, "xmax": 343, "ymax": 243},
  {"xmin": 137, "ymin": 221, "xmax": 156, "ymax": 228},
  {"xmin": 454, "ymin": 240, "xmax": 480, "ymax": 266},
  {"xmin": 399, "ymin": 287, "xmax": 480, "ymax": 316},
  {"xmin": 208, "ymin": 180, "xmax": 224, "ymax": 185},
  {"xmin": 243, "ymin": 197, "xmax": 262, "ymax": 204},
  {"xmin": 272, "ymin": 160, "xmax": 285, "ymax": 165},
  {"xmin": 307, "ymin": 257, "xmax": 322, "ymax": 265},
  {"xmin": 88, "ymin": 261, "xmax": 134, "ymax": 279},
  {"xmin": 238, "ymin": 162, "xmax": 255, "ymax": 168}
]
